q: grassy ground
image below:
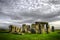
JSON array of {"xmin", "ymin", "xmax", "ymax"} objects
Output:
[{"xmin": 0, "ymin": 30, "xmax": 60, "ymax": 40}]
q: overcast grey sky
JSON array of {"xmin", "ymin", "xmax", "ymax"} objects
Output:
[{"xmin": 0, "ymin": 0, "xmax": 60, "ymax": 29}]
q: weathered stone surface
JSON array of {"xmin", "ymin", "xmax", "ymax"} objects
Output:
[
  {"xmin": 22, "ymin": 24, "xmax": 28, "ymax": 33},
  {"xmin": 31, "ymin": 24, "xmax": 36, "ymax": 33},
  {"xmin": 22, "ymin": 24, "xmax": 26, "ymax": 33},
  {"xmin": 9, "ymin": 22, "xmax": 53, "ymax": 34},
  {"xmin": 9, "ymin": 25, "xmax": 12, "ymax": 32},
  {"xmin": 41, "ymin": 24, "xmax": 45, "ymax": 34},
  {"xmin": 35, "ymin": 22, "xmax": 50, "ymax": 34},
  {"xmin": 31, "ymin": 28, "xmax": 36, "ymax": 34},
  {"xmin": 15, "ymin": 27, "xmax": 20, "ymax": 33},
  {"xmin": 35, "ymin": 22, "xmax": 48, "ymax": 24},
  {"xmin": 9, "ymin": 25, "xmax": 15, "ymax": 33},
  {"xmin": 48, "ymin": 25, "xmax": 50, "ymax": 33},
  {"xmin": 35, "ymin": 24, "xmax": 39, "ymax": 33},
  {"xmin": 26, "ymin": 25, "xmax": 31, "ymax": 33}
]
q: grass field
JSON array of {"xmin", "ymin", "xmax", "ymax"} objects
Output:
[{"xmin": 0, "ymin": 30, "xmax": 60, "ymax": 40}]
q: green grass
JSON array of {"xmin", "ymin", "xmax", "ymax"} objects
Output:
[{"xmin": 0, "ymin": 31, "xmax": 60, "ymax": 40}]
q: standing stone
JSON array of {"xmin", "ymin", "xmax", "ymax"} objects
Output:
[
  {"xmin": 22, "ymin": 24, "xmax": 25, "ymax": 33},
  {"xmin": 31, "ymin": 24, "xmax": 36, "ymax": 33},
  {"xmin": 9, "ymin": 25, "xmax": 15, "ymax": 33},
  {"xmin": 22, "ymin": 24, "xmax": 27, "ymax": 33},
  {"xmin": 35, "ymin": 24, "xmax": 39, "ymax": 33},
  {"xmin": 24, "ymin": 25, "xmax": 28, "ymax": 33},
  {"xmin": 39, "ymin": 24, "xmax": 42, "ymax": 34},
  {"xmin": 51, "ymin": 26, "xmax": 54, "ymax": 32},
  {"xmin": 48, "ymin": 25, "xmax": 50, "ymax": 33},
  {"xmin": 11, "ymin": 26, "xmax": 15, "ymax": 33},
  {"xmin": 35, "ymin": 22, "xmax": 42, "ymax": 34},
  {"xmin": 27, "ymin": 25, "xmax": 31, "ymax": 33},
  {"xmin": 9, "ymin": 25, "xmax": 12, "ymax": 32},
  {"xmin": 41, "ymin": 24, "xmax": 45, "ymax": 34},
  {"xmin": 46, "ymin": 24, "xmax": 49, "ymax": 34},
  {"xmin": 20, "ymin": 27, "xmax": 24, "ymax": 34},
  {"xmin": 15, "ymin": 27, "xmax": 20, "ymax": 33}
]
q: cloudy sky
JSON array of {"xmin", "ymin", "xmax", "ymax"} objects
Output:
[{"xmin": 0, "ymin": 0, "xmax": 60, "ymax": 29}]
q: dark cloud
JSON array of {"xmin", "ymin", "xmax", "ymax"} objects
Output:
[
  {"xmin": 49, "ymin": 0, "xmax": 60, "ymax": 4},
  {"xmin": 0, "ymin": 0, "xmax": 60, "ymax": 29},
  {"xmin": 20, "ymin": 10, "xmax": 60, "ymax": 22}
]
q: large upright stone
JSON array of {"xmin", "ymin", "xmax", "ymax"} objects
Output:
[
  {"xmin": 45, "ymin": 23, "xmax": 49, "ymax": 34},
  {"xmin": 31, "ymin": 24, "xmax": 36, "ymax": 33},
  {"xmin": 9, "ymin": 25, "xmax": 12, "ymax": 32},
  {"xmin": 15, "ymin": 27, "xmax": 20, "ymax": 33},
  {"xmin": 35, "ymin": 24, "xmax": 40, "ymax": 33},
  {"xmin": 22, "ymin": 24, "xmax": 27, "ymax": 33},
  {"xmin": 51, "ymin": 26, "xmax": 54, "ymax": 32},
  {"xmin": 27, "ymin": 25, "xmax": 31, "ymax": 33},
  {"xmin": 9, "ymin": 25, "xmax": 15, "ymax": 33},
  {"xmin": 22, "ymin": 24, "xmax": 26, "ymax": 33},
  {"xmin": 47, "ymin": 25, "xmax": 50, "ymax": 33},
  {"xmin": 35, "ymin": 22, "xmax": 43, "ymax": 34},
  {"xmin": 41, "ymin": 24, "xmax": 45, "ymax": 34},
  {"xmin": 39, "ymin": 24, "xmax": 42, "ymax": 34},
  {"xmin": 20, "ymin": 27, "xmax": 24, "ymax": 34}
]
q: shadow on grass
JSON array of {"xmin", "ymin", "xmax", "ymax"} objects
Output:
[
  {"xmin": 0, "ymin": 32, "xmax": 9, "ymax": 33},
  {"xmin": 57, "ymin": 32, "xmax": 60, "ymax": 34}
]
